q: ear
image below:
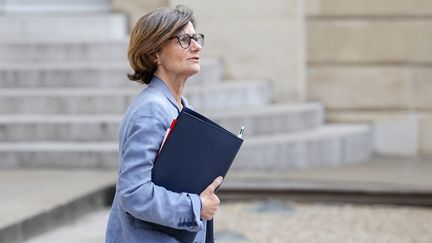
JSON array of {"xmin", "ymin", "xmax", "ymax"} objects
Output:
[{"xmin": 152, "ymin": 52, "xmax": 160, "ymax": 65}]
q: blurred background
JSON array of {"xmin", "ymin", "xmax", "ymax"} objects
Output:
[{"xmin": 0, "ymin": 0, "xmax": 431, "ymax": 242}]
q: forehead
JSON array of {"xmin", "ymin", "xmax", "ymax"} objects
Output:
[{"xmin": 180, "ymin": 22, "xmax": 196, "ymax": 34}]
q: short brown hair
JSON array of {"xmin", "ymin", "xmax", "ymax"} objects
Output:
[{"xmin": 127, "ymin": 5, "xmax": 195, "ymax": 84}]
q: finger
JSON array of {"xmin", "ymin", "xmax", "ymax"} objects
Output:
[
  {"xmin": 214, "ymin": 195, "xmax": 220, "ymax": 205},
  {"xmin": 207, "ymin": 176, "xmax": 223, "ymax": 193},
  {"xmin": 205, "ymin": 213, "xmax": 213, "ymax": 220}
]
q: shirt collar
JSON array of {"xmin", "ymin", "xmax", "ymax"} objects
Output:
[{"xmin": 148, "ymin": 76, "xmax": 190, "ymax": 112}]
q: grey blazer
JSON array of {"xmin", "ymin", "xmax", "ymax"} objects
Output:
[{"xmin": 106, "ymin": 76, "xmax": 207, "ymax": 243}]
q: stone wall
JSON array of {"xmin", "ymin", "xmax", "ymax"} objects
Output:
[
  {"xmin": 169, "ymin": 0, "xmax": 306, "ymax": 102},
  {"xmin": 306, "ymin": 0, "xmax": 432, "ymax": 155}
]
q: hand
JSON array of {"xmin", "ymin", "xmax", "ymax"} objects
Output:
[{"xmin": 199, "ymin": 176, "xmax": 223, "ymax": 220}]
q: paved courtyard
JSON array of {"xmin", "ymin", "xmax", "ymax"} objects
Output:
[{"xmin": 25, "ymin": 200, "xmax": 432, "ymax": 243}]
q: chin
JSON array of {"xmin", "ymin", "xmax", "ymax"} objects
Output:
[{"xmin": 187, "ymin": 67, "xmax": 201, "ymax": 76}]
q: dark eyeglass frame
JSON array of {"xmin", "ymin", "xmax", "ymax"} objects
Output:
[{"xmin": 172, "ymin": 33, "xmax": 205, "ymax": 49}]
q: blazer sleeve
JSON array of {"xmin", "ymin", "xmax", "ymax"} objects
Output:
[{"xmin": 117, "ymin": 102, "xmax": 204, "ymax": 232}]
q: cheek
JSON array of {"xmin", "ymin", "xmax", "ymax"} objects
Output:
[
  {"xmin": 175, "ymin": 52, "xmax": 188, "ymax": 66},
  {"xmin": 161, "ymin": 53, "xmax": 180, "ymax": 68},
  {"xmin": 159, "ymin": 45, "xmax": 190, "ymax": 71}
]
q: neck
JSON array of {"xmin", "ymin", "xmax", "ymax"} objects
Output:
[{"xmin": 154, "ymin": 71, "xmax": 186, "ymax": 109}]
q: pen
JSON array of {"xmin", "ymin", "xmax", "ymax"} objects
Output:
[{"xmin": 237, "ymin": 126, "xmax": 245, "ymax": 138}]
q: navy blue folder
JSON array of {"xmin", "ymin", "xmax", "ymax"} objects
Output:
[{"xmin": 149, "ymin": 107, "xmax": 244, "ymax": 243}]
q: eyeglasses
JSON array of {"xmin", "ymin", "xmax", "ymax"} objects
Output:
[{"xmin": 172, "ymin": 33, "xmax": 204, "ymax": 49}]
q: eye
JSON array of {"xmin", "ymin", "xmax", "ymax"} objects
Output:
[{"xmin": 178, "ymin": 35, "xmax": 189, "ymax": 44}]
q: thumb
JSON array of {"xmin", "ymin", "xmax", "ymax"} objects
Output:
[{"xmin": 206, "ymin": 176, "xmax": 223, "ymax": 193}]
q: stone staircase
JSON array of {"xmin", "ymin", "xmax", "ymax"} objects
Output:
[{"xmin": 0, "ymin": 12, "xmax": 373, "ymax": 171}]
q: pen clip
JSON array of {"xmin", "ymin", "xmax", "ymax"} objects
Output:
[{"xmin": 237, "ymin": 126, "xmax": 245, "ymax": 139}]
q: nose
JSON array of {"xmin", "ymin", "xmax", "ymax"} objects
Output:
[{"xmin": 189, "ymin": 39, "xmax": 202, "ymax": 52}]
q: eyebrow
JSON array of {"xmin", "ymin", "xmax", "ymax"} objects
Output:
[{"xmin": 180, "ymin": 32, "xmax": 197, "ymax": 36}]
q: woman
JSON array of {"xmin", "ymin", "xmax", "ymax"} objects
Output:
[{"xmin": 105, "ymin": 5, "xmax": 222, "ymax": 243}]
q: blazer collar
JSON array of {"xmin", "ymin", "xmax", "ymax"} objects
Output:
[{"xmin": 149, "ymin": 76, "xmax": 190, "ymax": 112}]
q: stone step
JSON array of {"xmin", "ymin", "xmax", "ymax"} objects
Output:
[
  {"xmin": 0, "ymin": 103, "xmax": 323, "ymax": 141},
  {"xmin": 208, "ymin": 102, "xmax": 324, "ymax": 136},
  {"xmin": 0, "ymin": 81, "xmax": 272, "ymax": 114},
  {"xmin": 235, "ymin": 124, "xmax": 373, "ymax": 170},
  {"xmin": 0, "ymin": 62, "xmax": 133, "ymax": 88},
  {"xmin": 0, "ymin": 169, "xmax": 115, "ymax": 243},
  {"xmin": 186, "ymin": 81, "xmax": 272, "ymax": 110},
  {"xmin": 0, "ymin": 59, "xmax": 223, "ymax": 87},
  {"xmin": 0, "ymin": 124, "xmax": 371, "ymax": 169},
  {"xmin": 0, "ymin": 142, "xmax": 117, "ymax": 168},
  {"xmin": 0, "ymin": 13, "xmax": 127, "ymax": 39},
  {"xmin": 0, "ymin": 115, "xmax": 121, "ymax": 142},
  {"xmin": 0, "ymin": 38, "xmax": 128, "ymax": 62}
]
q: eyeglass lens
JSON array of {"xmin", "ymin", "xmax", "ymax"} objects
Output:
[{"xmin": 178, "ymin": 34, "xmax": 204, "ymax": 49}]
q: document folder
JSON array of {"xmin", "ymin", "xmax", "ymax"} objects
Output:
[
  {"xmin": 153, "ymin": 107, "xmax": 243, "ymax": 193},
  {"xmin": 149, "ymin": 107, "xmax": 244, "ymax": 243}
]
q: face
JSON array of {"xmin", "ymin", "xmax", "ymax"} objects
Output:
[{"xmin": 155, "ymin": 22, "xmax": 202, "ymax": 79}]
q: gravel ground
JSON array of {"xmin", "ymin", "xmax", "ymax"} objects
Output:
[
  {"xmin": 216, "ymin": 200, "xmax": 432, "ymax": 243},
  {"xmin": 25, "ymin": 200, "xmax": 432, "ymax": 243}
]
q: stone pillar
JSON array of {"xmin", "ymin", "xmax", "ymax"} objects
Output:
[
  {"xmin": 306, "ymin": 0, "xmax": 432, "ymax": 156},
  {"xmin": 169, "ymin": 0, "xmax": 306, "ymax": 102}
]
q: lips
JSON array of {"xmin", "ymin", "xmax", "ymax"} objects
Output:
[{"xmin": 188, "ymin": 57, "xmax": 200, "ymax": 61}]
